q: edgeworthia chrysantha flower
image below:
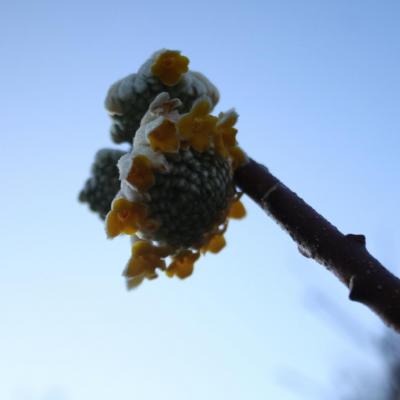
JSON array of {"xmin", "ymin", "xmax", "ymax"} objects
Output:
[
  {"xmin": 79, "ymin": 49, "xmax": 248, "ymax": 288},
  {"xmin": 105, "ymin": 49, "xmax": 219, "ymax": 144}
]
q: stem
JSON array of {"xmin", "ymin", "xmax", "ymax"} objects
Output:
[{"xmin": 234, "ymin": 158, "xmax": 400, "ymax": 333}]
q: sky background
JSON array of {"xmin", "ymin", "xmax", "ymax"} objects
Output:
[{"xmin": 1, "ymin": 0, "xmax": 399, "ymax": 399}]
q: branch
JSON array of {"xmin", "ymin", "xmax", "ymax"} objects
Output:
[{"xmin": 234, "ymin": 158, "xmax": 400, "ymax": 333}]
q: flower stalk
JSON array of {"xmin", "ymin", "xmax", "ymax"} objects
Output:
[{"xmin": 234, "ymin": 158, "xmax": 400, "ymax": 333}]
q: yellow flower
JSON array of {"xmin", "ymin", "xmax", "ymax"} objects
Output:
[
  {"xmin": 217, "ymin": 111, "xmax": 238, "ymax": 148},
  {"xmin": 202, "ymin": 233, "xmax": 226, "ymax": 254},
  {"xmin": 190, "ymin": 131, "xmax": 212, "ymax": 152},
  {"xmin": 151, "ymin": 50, "xmax": 189, "ymax": 86},
  {"xmin": 148, "ymin": 119, "xmax": 179, "ymax": 153},
  {"xmin": 212, "ymin": 111, "xmax": 238, "ymax": 157},
  {"xmin": 106, "ymin": 198, "xmax": 148, "ymax": 238},
  {"xmin": 126, "ymin": 155, "xmax": 155, "ymax": 191},
  {"xmin": 166, "ymin": 250, "xmax": 200, "ymax": 279},
  {"xmin": 124, "ymin": 240, "xmax": 170, "ymax": 279},
  {"xmin": 177, "ymin": 100, "xmax": 218, "ymax": 152},
  {"xmin": 103, "ymin": 93, "xmax": 247, "ymax": 288},
  {"xmin": 228, "ymin": 199, "xmax": 246, "ymax": 219}
]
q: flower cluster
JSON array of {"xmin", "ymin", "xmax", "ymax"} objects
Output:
[
  {"xmin": 105, "ymin": 49, "xmax": 219, "ymax": 144},
  {"xmin": 80, "ymin": 49, "xmax": 248, "ymax": 288},
  {"xmin": 107, "ymin": 90, "xmax": 247, "ymax": 288}
]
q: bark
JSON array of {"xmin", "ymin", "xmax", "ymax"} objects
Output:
[{"xmin": 234, "ymin": 158, "xmax": 400, "ymax": 333}]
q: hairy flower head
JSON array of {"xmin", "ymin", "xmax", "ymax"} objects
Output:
[{"xmin": 104, "ymin": 91, "xmax": 248, "ymax": 288}]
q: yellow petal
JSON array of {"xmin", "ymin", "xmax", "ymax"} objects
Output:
[
  {"xmin": 126, "ymin": 255, "xmax": 165, "ymax": 277},
  {"xmin": 191, "ymin": 99, "xmax": 211, "ymax": 116},
  {"xmin": 166, "ymin": 251, "xmax": 200, "ymax": 279},
  {"xmin": 203, "ymin": 234, "xmax": 226, "ymax": 254},
  {"xmin": 105, "ymin": 199, "xmax": 147, "ymax": 238},
  {"xmin": 190, "ymin": 131, "xmax": 210, "ymax": 152},
  {"xmin": 177, "ymin": 114, "xmax": 195, "ymax": 140},
  {"xmin": 126, "ymin": 241, "xmax": 167, "ymax": 278},
  {"xmin": 148, "ymin": 119, "xmax": 179, "ymax": 153},
  {"xmin": 126, "ymin": 155, "xmax": 155, "ymax": 191},
  {"xmin": 176, "ymin": 56, "xmax": 190, "ymax": 71},
  {"xmin": 132, "ymin": 240, "xmax": 171, "ymax": 260},
  {"xmin": 126, "ymin": 275, "xmax": 145, "ymax": 290},
  {"xmin": 166, "ymin": 260, "xmax": 193, "ymax": 279},
  {"xmin": 194, "ymin": 115, "xmax": 217, "ymax": 135},
  {"xmin": 217, "ymin": 112, "xmax": 238, "ymax": 129},
  {"xmin": 177, "ymin": 100, "xmax": 216, "ymax": 143},
  {"xmin": 228, "ymin": 200, "xmax": 246, "ymax": 219},
  {"xmin": 125, "ymin": 256, "xmax": 147, "ymax": 277},
  {"xmin": 151, "ymin": 50, "xmax": 189, "ymax": 86},
  {"xmin": 131, "ymin": 240, "xmax": 154, "ymax": 256},
  {"xmin": 105, "ymin": 211, "xmax": 124, "ymax": 238},
  {"xmin": 216, "ymin": 111, "xmax": 238, "ymax": 149}
]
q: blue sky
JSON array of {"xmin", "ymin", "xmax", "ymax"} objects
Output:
[{"xmin": 1, "ymin": 1, "xmax": 399, "ymax": 399}]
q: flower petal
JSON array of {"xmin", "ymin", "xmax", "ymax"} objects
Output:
[
  {"xmin": 166, "ymin": 250, "xmax": 200, "ymax": 279},
  {"xmin": 190, "ymin": 131, "xmax": 210, "ymax": 152},
  {"xmin": 177, "ymin": 101, "xmax": 217, "ymax": 150},
  {"xmin": 202, "ymin": 234, "xmax": 226, "ymax": 254},
  {"xmin": 228, "ymin": 200, "xmax": 246, "ymax": 219},
  {"xmin": 126, "ymin": 155, "xmax": 155, "ymax": 191},
  {"xmin": 105, "ymin": 211, "xmax": 125, "ymax": 238},
  {"xmin": 148, "ymin": 119, "xmax": 179, "ymax": 153},
  {"xmin": 191, "ymin": 99, "xmax": 211, "ymax": 116},
  {"xmin": 151, "ymin": 50, "xmax": 189, "ymax": 86},
  {"xmin": 126, "ymin": 275, "xmax": 145, "ymax": 290},
  {"xmin": 125, "ymin": 240, "xmax": 168, "ymax": 279},
  {"xmin": 217, "ymin": 111, "xmax": 238, "ymax": 129},
  {"xmin": 105, "ymin": 198, "xmax": 148, "ymax": 238},
  {"xmin": 178, "ymin": 114, "xmax": 195, "ymax": 140}
]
